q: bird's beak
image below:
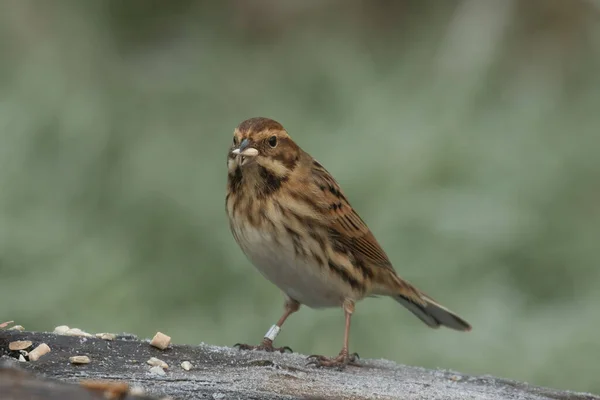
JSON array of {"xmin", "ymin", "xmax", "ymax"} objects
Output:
[{"xmin": 232, "ymin": 138, "xmax": 259, "ymax": 157}]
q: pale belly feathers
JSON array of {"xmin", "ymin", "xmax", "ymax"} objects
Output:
[{"xmin": 231, "ymin": 222, "xmax": 352, "ymax": 308}]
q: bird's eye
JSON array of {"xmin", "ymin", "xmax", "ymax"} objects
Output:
[
  {"xmin": 233, "ymin": 136, "xmax": 238, "ymax": 146},
  {"xmin": 268, "ymin": 135, "xmax": 277, "ymax": 148}
]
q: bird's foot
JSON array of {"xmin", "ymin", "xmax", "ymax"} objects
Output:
[
  {"xmin": 234, "ymin": 338, "xmax": 293, "ymax": 354},
  {"xmin": 306, "ymin": 351, "xmax": 360, "ymax": 370}
]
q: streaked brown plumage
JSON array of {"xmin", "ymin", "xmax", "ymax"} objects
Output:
[{"xmin": 226, "ymin": 117, "xmax": 471, "ymax": 368}]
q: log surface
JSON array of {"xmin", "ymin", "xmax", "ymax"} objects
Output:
[{"xmin": 1, "ymin": 330, "xmax": 598, "ymax": 400}]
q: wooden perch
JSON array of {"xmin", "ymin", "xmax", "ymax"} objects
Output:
[{"xmin": 1, "ymin": 329, "xmax": 598, "ymax": 400}]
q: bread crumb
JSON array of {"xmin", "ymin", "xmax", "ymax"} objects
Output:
[
  {"xmin": 9, "ymin": 340, "xmax": 33, "ymax": 351},
  {"xmin": 180, "ymin": 361, "xmax": 193, "ymax": 371},
  {"xmin": 150, "ymin": 332, "xmax": 171, "ymax": 350},
  {"xmin": 95, "ymin": 332, "xmax": 116, "ymax": 341},
  {"xmin": 28, "ymin": 343, "xmax": 51, "ymax": 361},
  {"xmin": 147, "ymin": 357, "xmax": 168, "ymax": 369},
  {"xmin": 70, "ymin": 355, "xmax": 91, "ymax": 364}
]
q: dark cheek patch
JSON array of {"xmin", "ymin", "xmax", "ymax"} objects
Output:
[
  {"xmin": 258, "ymin": 165, "xmax": 288, "ymax": 196},
  {"xmin": 228, "ymin": 166, "xmax": 243, "ymax": 193}
]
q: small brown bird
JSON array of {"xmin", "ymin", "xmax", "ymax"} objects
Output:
[{"xmin": 226, "ymin": 117, "xmax": 471, "ymax": 368}]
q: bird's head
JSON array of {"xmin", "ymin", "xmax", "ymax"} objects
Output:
[{"xmin": 228, "ymin": 117, "xmax": 301, "ymax": 180}]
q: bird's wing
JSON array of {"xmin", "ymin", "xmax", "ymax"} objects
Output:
[
  {"xmin": 308, "ymin": 158, "xmax": 425, "ymax": 303},
  {"xmin": 310, "ymin": 159, "xmax": 394, "ymax": 270}
]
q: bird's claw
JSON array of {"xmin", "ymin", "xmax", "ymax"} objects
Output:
[
  {"xmin": 280, "ymin": 345, "xmax": 294, "ymax": 353},
  {"xmin": 234, "ymin": 342, "xmax": 293, "ymax": 354},
  {"xmin": 305, "ymin": 352, "xmax": 360, "ymax": 370}
]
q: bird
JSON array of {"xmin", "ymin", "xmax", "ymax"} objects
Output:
[{"xmin": 225, "ymin": 117, "xmax": 471, "ymax": 369}]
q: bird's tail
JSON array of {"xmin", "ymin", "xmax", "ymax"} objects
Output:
[{"xmin": 394, "ymin": 292, "xmax": 472, "ymax": 331}]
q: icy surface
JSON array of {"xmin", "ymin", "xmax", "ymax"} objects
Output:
[{"xmin": 1, "ymin": 330, "xmax": 598, "ymax": 400}]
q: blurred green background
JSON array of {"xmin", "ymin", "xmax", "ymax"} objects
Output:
[{"xmin": 1, "ymin": 0, "xmax": 599, "ymax": 394}]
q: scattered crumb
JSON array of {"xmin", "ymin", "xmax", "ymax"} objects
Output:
[
  {"xmin": 66, "ymin": 328, "xmax": 93, "ymax": 337},
  {"xmin": 28, "ymin": 343, "xmax": 51, "ymax": 361},
  {"xmin": 149, "ymin": 365, "xmax": 167, "ymax": 376},
  {"xmin": 150, "ymin": 332, "xmax": 171, "ymax": 350},
  {"xmin": 8, "ymin": 340, "xmax": 33, "ymax": 351},
  {"xmin": 70, "ymin": 355, "xmax": 91, "ymax": 364},
  {"xmin": 147, "ymin": 357, "xmax": 168, "ymax": 369},
  {"xmin": 95, "ymin": 332, "xmax": 116, "ymax": 341},
  {"xmin": 53, "ymin": 325, "xmax": 70, "ymax": 334},
  {"xmin": 18, "ymin": 354, "xmax": 26, "ymax": 362},
  {"xmin": 0, "ymin": 321, "xmax": 14, "ymax": 329},
  {"xmin": 129, "ymin": 385, "xmax": 146, "ymax": 396},
  {"xmin": 180, "ymin": 360, "xmax": 193, "ymax": 371},
  {"xmin": 80, "ymin": 380, "xmax": 129, "ymax": 400},
  {"xmin": 9, "ymin": 325, "xmax": 25, "ymax": 331},
  {"xmin": 53, "ymin": 325, "xmax": 93, "ymax": 337}
]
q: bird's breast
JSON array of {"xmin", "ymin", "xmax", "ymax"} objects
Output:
[{"xmin": 228, "ymin": 213, "xmax": 356, "ymax": 308}]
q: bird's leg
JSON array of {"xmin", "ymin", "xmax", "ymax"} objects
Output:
[
  {"xmin": 235, "ymin": 298, "xmax": 299, "ymax": 353},
  {"xmin": 306, "ymin": 299, "xmax": 360, "ymax": 369}
]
